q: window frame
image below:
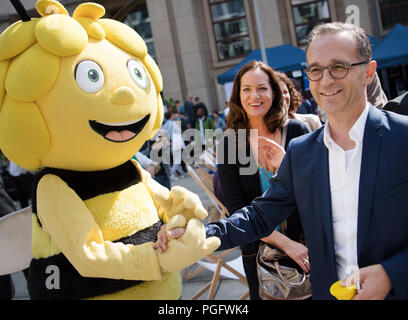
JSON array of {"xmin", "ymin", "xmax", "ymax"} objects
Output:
[
  {"xmin": 208, "ymin": 0, "xmax": 251, "ymax": 61},
  {"xmin": 116, "ymin": 1, "xmax": 157, "ymax": 61},
  {"xmin": 379, "ymin": 0, "xmax": 408, "ymax": 31},
  {"xmin": 290, "ymin": 0, "xmax": 331, "ymax": 46}
]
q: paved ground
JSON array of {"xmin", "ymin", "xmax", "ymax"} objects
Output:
[{"xmin": 10, "ymin": 174, "xmax": 248, "ymax": 300}]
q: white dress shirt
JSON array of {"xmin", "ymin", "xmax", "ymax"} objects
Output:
[{"xmin": 323, "ymin": 103, "xmax": 370, "ymax": 280}]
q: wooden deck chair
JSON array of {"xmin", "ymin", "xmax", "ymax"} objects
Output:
[
  {"xmin": 200, "ymin": 148, "xmax": 217, "ymax": 172},
  {"xmin": 189, "ymin": 248, "xmax": 249, "ymax": 300},
  {"xmin": 186, "ymin": 164, "xmax": 228, "ymax": 220},
  {"xmin": 0, "ymin": 206, "xmax": 32, "ymax": 275},
  {"xmin": 184, "ymin": 162, "xmax": 250, "ymax": 300}
]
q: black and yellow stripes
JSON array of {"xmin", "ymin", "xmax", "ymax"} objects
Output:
[{"xmin": 28, "ymin": 161, "xmax": 166, "ymax": 299}]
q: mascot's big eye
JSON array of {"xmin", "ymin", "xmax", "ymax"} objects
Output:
[
  {"xmin": 75, "ymin": 60, "xmax": 105, "ymax": 93},
  {"xmin": 127, "ymin": 59, "xmax": 149, "ymax": 90}
]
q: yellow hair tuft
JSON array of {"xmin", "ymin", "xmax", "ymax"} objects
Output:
[
  {"xmin": 5, "ymin": 44, "xmax": 60, "ymax": 102},
  {"xmin": 36, "ymin": 0, "xmax": 68, "ymax": 17},
  {"xmin": 143, "ymin": 54, "xmax": 163, "ymax": 92},
  {"xmin": 73, "ymin": 3, "xmax": 105, "ymax": 20},
  {"xmin": 75, "ymin": 17, "xmax": 105, "ymax": 40},
  {"xmin": 98, "ymin": 19, "xmax": 147, "ymax": 58},
  {"xmin": 35, "ymin": 14, "xmax": 88, "ymax": 57},
  {"xmin": 0, "ymin": 19, "xmax": 38, "ymax": 61}
]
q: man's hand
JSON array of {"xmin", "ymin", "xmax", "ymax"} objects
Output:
[
  {"xmin": 341, "ymin": 264, "xmax": 392, "ymax": 300},
  {"xmin": 255, "ymin": 136, "xmax": 285, "ymax": 173},
  {"xmin": 153, "ymin": 216, "xmax": 185, "ymax": 253}
]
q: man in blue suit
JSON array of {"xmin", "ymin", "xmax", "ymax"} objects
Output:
[{"xmin": 155, "ymin": 22, "xmax": 408, "ymax": 299}]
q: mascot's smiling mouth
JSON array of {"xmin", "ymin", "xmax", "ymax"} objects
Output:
[{"xmin": 89, "ymin": 114, "xmax": 150, "ymax": 143}]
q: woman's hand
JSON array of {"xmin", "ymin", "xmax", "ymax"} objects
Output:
[
  {"xmin": 261, "ymin": 231, "xmax": 310, "ymax": 273},
  {"xmin": 256, "ymin": 136, "xmax": 286, "ymax": 173}
]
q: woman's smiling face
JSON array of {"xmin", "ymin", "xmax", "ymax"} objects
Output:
[{"xmin": 240, "ymin": 67, "xmax": 274, "ymax": 122}]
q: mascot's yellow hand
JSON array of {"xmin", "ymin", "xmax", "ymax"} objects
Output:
[
  {"xmin": 154, "ymin": 186, "xmax": 208, "ymax": 221},
  {"xmin": 158, "ymin": 218, "xmax": 220, "ymax": 273},
  {"xmin": 166, "ymin": 214, "xmax": 186, "ymax": 234}
]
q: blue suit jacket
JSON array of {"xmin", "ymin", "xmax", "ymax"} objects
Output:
[{"xmin": 206, "ymin": 106, "xmax": 408, "ymax": 299}]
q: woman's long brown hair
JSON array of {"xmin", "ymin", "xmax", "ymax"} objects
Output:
[{"xmin": 226, "ymin": 61, "xmax": 286, "ymax": 135}]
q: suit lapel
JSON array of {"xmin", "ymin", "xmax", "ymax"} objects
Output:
[
  {"xmin": 315, "ymin": 129, "xmax": 336, "ymax": 267},
  {"xmin": 357, "ymin": 107, "xmax": 384, "ymax": 256}
]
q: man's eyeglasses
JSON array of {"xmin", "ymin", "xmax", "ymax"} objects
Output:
[{"xmin": 304, "ymin": 61, "xmax": 368, "ymax": 81}]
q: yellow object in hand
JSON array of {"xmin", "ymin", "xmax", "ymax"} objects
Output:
[{"xmin": 330, "ymin": 280, "xmax": 357, "ymax": 300}]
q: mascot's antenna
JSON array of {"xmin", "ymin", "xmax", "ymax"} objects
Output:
[{"xmin": 10, "ymin": 0, "xmax": 31, "ymax": 22}]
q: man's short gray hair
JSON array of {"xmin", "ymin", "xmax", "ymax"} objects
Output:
[{"xmin": 305, "ymin": 22, "xmax": 372, "ymax": 62}]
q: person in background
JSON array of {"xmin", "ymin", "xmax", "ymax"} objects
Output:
[
  {"xmin": 296, "ymin": 90, "xmax": 318, "ymax": 115},
  {"xmin": 176, "ymin": 99, "xmax": 185, "ymax": 115},
  {"xmin": 173, "ymin": 105, "xmax": 188, "ymax": 133},
  {"xmin": 7, "ymin": 161, "xmax": 34, "ymax": 209},
  {"xmin": 142, "ymin": 138, "xmax": 172, "ymax": 190},
  {"xmin": 383, "ymin": 91, "xmax": 407, "ymax": 115},
  {"xmin": 223, "ymin": 101, "xmax": 230, "ymax": 118},
  {"xmin": 276, "ymin": 71, "xmax": 322, "ymax": 131},
  {"xmin": 162, "ymin": 111, "xmax": 186, "ymax": 180},
  {"xmin": 212, "ymin": 111, "xmax": 226, "ymax": 131},
  {"xmin": 193, "ymin": 98, "xmax": 209, "ymax": 124},
  {"xmin": 367, "ymin": 72, "xmax": 388, "ymax": 109},
  {"xmin": 0, "ymin": 180, "xmax": 18, "ymax": 300},
  {"xmin": 195, "ymin": 106, "xmax": 214, "ymax": 149},
  {"xmin": 132, "ymin": 151, "xmax": 160, "ymax": 178},
  {"xmin": 184, "ymin": 94, "xmax": 195, "ymax": 128}
]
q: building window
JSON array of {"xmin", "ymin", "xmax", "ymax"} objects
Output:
[
  {"xmin": 209, "ymin": 0, "xmax": 251, "ymax": 60},
  {"xmin": 123, "ymin": 3, "xmax": 157, "ymax": 60},
  {"xmin": 379, "ymin": 0, "xmax": 408, "ymax": 30},
  {"xmin": 291, "ymin": 0, "xmax": 331, "ymax": 46}
]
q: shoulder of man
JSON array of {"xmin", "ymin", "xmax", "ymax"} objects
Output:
[
  {"xmin": 288, "ymin": 117, "xmax": 311, "ymax": 134},
  {"xmin": 383, "ymin": 92, "xmax": 408, "ymax": 115},
  {"xmin": 288, "ymin": 124, "xmax": 323, "ymax": 148}
]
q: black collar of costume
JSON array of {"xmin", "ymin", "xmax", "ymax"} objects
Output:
[{"xmin": 31, "ymin": 160, "xmax": 141, "ymax": 213}]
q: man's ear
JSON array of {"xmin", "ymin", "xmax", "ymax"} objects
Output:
[{"xmin": 365, "ymin": 60, "xmax": 377, "ymax": 85}]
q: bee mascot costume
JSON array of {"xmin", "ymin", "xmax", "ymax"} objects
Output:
[{"xmin": 0, "ymin": 0, "xmax": 220, "ymax": 299}]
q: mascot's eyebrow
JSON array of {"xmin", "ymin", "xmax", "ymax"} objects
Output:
[{"xmin": 10, "ymin": 0, "xmax": 31, "ymax": 22}]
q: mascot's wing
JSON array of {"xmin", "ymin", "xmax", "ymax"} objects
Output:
[
  {"xmin": 0, "ymin": 206, "xmax": 32, "ymax": 275},
  {"xmin": 36, "ymin": 174, "xmax": 163, "ymax": 280}
]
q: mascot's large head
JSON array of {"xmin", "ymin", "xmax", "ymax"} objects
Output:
[{"xmin": 0, "ymin": 0, "xmax": 163, "ymax": 171}]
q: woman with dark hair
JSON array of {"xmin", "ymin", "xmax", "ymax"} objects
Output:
[
  {"xmin": 217, "ymin": 61, "xmax": 310, "ymax": 299},
  {"xmin": 275, "ymin": 71, "xmax": 322, "ymax": 131}
]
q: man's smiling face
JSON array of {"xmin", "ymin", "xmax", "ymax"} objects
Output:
[{"xmin": 306, "ymin": 31, "xmax": 371, "ymax": 118}]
